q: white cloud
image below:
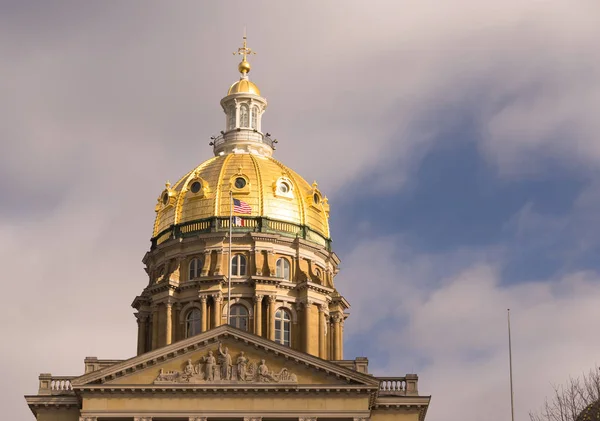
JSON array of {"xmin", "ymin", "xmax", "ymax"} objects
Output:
[{"xmin": 341, "ymin": 237, "xmax": 600, "ymax": 421}]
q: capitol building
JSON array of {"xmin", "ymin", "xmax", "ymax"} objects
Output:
[{"xmin": 25, "ymin": 37, "xmax": 431, "ymax": 421}]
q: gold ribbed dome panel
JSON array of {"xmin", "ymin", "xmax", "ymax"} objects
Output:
[
  {"xmin": 228, "ymin": 79, "xmax": 261, "ymax": 96},
  {"xmin": 153, "ymin": 154, "xmax": 330, "ymax": 240}
]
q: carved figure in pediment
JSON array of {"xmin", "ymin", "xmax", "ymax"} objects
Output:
[
  {"xmin": 181, "ymin": 358, "xmax": 195, "ymax": 381},
  {"xmin": 218, "ymin": 342, "xmax": 233, "ymax": 380},
  {"xmin": 156, "ymin": 368, "xmax": 181, "ymax": 382},
  {"xmin": 258, "ymin": 359, "xmax": 273, "ymax": 382},
  {"xmin": 153, "ymin": 343, "xmax": 298, "ymax": 384},
  {"xmin": 203, "ymin": 350, "xmax": 216, "ymax": 381},
  {"xmin": 236, "ymin": 351, "xmax": 248, "ymax": 381}
]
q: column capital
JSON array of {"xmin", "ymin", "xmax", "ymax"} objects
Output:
[
  {"xmin": 317, "ymin": 303, "xmax": 327, "ymax": 313},
  {"xmin": 332, "ymin": 313, "xmax": 343, "ymax": 323},
  {"xmin": 212, "ymin": 293, "xmax": 223, "ymax": 303},
  {"xmin": 199, "ymin": 295, "xmax": 208, "ymax": 303},
  {"xmin": 254, "ymin": 294, "xmax": 264, "ymax": 303},
  {"xmin": 267, "ymin": 295, "xmax": 277, "ymax": 304}
]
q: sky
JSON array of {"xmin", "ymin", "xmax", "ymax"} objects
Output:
[{"xmin": 1, "ymin": 1, "xmax": 600, "ymax": 420}]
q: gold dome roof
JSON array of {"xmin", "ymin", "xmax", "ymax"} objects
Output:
[
  {"xmin": 227, "ymin": 78, "xmax": 261, "ymax": 96},
  {"xmin": 153, "ymin": 154, "xmax": 330, "ymax": 245}
]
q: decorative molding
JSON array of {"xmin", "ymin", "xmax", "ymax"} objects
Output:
[
  {"xmin": 190, "ymin": 418, "xmax": 207, "ymax": 421},
  {"xmin": 244, "ymin": 418, "xmax": 262, "ymax": 421},
  {"xmin": 134, "ymin": 418, "xmax": 152, "ymax": 421},
  {"xmin": 79, "ymin": 418, "xmax": 97, "ymax": 421},
  {"xmin": 154, "ymin": 342, "xmax": 297, "ymax": 384},
  {"xmin": 299, "ymin": 418, "xmax": 317, "ymax": 421}
]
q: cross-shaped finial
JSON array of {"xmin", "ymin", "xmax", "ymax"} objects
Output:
[{"xmin": 233, "ymin": 28, "xmax": 256, "ymax": 62}]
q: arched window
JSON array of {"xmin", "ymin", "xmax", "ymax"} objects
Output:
[
  {"xmin": 231, "ymin": 254, "xmax": 247, "ymax": 276},
  {"xmin": 240, "ymin": 104, "xmax": 249, "ymax": 127},
  {"xmin": 276, "ymin": 258, "xmax": 290, "ymax": 280},
  {"xmin": 186, "ymin": 308, "xmax": 202, "ymax": 338},
  {"xmin": 189, "ymin": 258, "xmax": 202, "ymax": 280},
  {"xmin": 229, "ymin": 304, "xmax": 249, "ymax": 331},
  {"xmin": 251, "ymin": 106, "xmax": 259, "ymax": 129},
  {"xmin": 228, "ymin": 106, "xmax": 236, "ymax": 129},
  {"xmin": 275, "ymin": 308, "xmax": 291, "ymax": 346}
]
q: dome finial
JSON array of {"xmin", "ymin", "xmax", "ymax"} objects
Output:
[{"xmin": 232, "ymin": 27, "xmax": 256, "ymax": 76}]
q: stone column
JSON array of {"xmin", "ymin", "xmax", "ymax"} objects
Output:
[
  {"xmin": 136, "ymin": 313, "xmax": 148, "ymax": 355},
  {"xmin": 201, "ymin": 250, "xmax": 211, "ymax": 276},
  {"xmin": 254, "ymin": 294, "xmax": 263, "ymax": 336},
  {"xmin": 165, "ymin": 301, "xmax": 173, "ymax": 345},
  {"xmin": 267, "ymin": 250, "xmax": 276, "ymax": 276},
  {"xmin": 332, "ymin": 313, "xmax": 342, "ymax": 360},
  {"xmin": 318, "ymin": 305, "xmax": 327, "ymax": 359},
  {"xmin": 340, "ymin": 315, "xmax": 345, "ymax": 359},
  {"xmin": 268, "ymin": 295, "xmax": 277, "ymax": 340},
  {"xmin": 303, "ymin": 301, "xmax": 313, "ymax": 354},
  {"xmin": 212, "ymin": 294, "xmax": 222, "ymax": 327},
  {"xmin": 151, "ymin": 304, "xmax": 159, "ymax": 350},
  {"xmin": 200, "ymin": 295, "xmax": 208, "ymax": 332}
]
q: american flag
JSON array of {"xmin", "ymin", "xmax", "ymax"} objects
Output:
[{"xmin": 233, "ymin": 198, "xmax": 251, "ymax": 214}]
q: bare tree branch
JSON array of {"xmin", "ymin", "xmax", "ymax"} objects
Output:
[{"xmin": 530, "ymin": 367, "xmax": 600, "ymax": 421}]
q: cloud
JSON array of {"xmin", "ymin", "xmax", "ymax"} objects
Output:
[
  {"xmin": 341, "ymin": 237, "xmax": 600, "ymax": 421},
  {"xmin": 1, "ymin": 2, "xmax": 600, "ymax": 420}
]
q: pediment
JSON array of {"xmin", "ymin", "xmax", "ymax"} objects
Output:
[{"xmin": 72, "ymin": 325, "xmax": 379, "ymax": 390}]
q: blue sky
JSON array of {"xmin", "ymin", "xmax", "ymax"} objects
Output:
[{"xmin": 1, "ymin": 2, "xmax": 600, "ymax": 421}]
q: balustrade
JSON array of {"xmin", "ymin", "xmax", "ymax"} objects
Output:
[{"xmin": 38, "ymin": 374, "xmax": 75, "ymax": 395}]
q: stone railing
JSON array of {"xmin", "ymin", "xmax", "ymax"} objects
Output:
[
  {"xmin": 38, "ymin": 373, "xmax": 76, "ymax": 395},
  {"xmin": 377, "ymin": 374, "xmax": 419, "ymax": 396},
  {"xmin": 152, "ymin": 216, "xmax": 332, "ymax": 251}
]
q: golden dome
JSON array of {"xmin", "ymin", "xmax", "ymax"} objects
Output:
[
  {"xmin": 153, "ymin": 154, "xmax": 330, "ymax": 246},
  {"xmin": 227, "ymin": 78, "xmax": 261, "ymax": 96}
]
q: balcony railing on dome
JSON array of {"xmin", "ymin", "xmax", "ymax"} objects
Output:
[
  {"xmin": 210, "ymin": 130, "xmax": 277, "ymax": 151},
  {"xmin": 37, "ymin": 374, "xmax": 76, "ymax": 396},
  {"xmin": 152, "ymin": 216, "xmax": 331, "ymax": 251}
]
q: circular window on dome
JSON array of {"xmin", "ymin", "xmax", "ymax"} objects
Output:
[
  {"xmin": 278, "ymin": 182, "xmax": 290, "ymax": 194},
  {"xmin": 313, "ymin": 193, "xmax": 320, "ymax": 205},
  {"xmin": 162, "ymin": 192, "xmax": 169, "ymax": 205},
  {"xmin": 190, "ymin": 181, "xmax": 202, "ymax": 194},
  {"xmin": 234, "ymin": 177, "xmax": 247, "ymax": 189}
]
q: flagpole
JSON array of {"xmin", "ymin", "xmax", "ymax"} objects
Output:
[
  {"xmin": 508, "ymin": 309, "xmax": 515, "ymax": 421},
  {"xmin": 228, "ymin": 190, "xmax": 233, "ymax": 326}
]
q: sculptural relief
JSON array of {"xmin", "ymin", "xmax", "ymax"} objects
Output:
[{"xmin": 154, "ymin": 342, "xmax": 297, "ymax": 384}]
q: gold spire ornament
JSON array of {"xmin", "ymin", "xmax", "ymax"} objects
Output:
[{"xmin": 232, "ymin": 29, "xmax": 256, "ymax": 75}]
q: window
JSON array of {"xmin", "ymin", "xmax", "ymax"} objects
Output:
[
  {"xmin": 231, "ymin": 254, "xmax": 247, "ymax": 276},
  {"xmin": 228, "ymin": 106, "xmax": 236, "ymax": 129},
  {"xmin": 190, "ymin": 181, "xmax": 201, "ymax": 194},
  {"xmin": 189, "ymin": 258, "xmax": 202, "ymax": 279},
  {"xmin": 275, "ymin": 308, "xmax": 291, "ymax": 346},
  {"xmin": 186, "ymin": 308, "xmax": 202, "ymax": 337},
  {"xmin": 229, "ymin": 304, "xmax": 249, "ymax": 331},
  {"xmin": 240, "ymin": 104, "xmax": 249, "ymax": 127},
  {"xmin": 276, "ymin": 258, "xmax": 290, "ymax": 280},
  {"xmin": 251, "ymin": 106, "xmax": 259, "ymax": 129}
]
